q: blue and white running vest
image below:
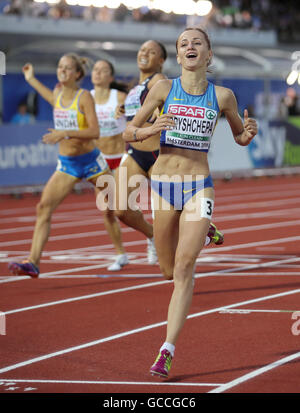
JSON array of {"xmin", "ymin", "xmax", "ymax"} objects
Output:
[{"xmin": 160, "ymin": 77, "xmax": 220, "ymax": 153}]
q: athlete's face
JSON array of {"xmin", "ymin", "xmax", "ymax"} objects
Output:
[
  {"xmin": 137, "ymin": 41, "xmax": 164, "ymax": 73},
  {"xmin": 56, "ymin": 56, "xmax": 80, "ymax": 85},
  {"xmin": 176, "ymin": 30, "xmax": 212, "ymax": 71},
  {"xmin": 91, "ymin": 61, "xmax": 113, "ymax": 87}
]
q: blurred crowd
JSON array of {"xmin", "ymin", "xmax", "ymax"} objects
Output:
[{"xmin": 2, "ymin": 0, "xmax": 300, "ymax": 42}]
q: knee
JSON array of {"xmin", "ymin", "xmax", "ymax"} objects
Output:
[
  {"xmin": 36, "ymin": 200, "xmax": 52, "ymax": 220},
  {"xmin": 173, "ymin": 255, "xmax": 196, "ymax": 283}
]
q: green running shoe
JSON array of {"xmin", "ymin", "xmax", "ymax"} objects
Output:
[
  {"xmin": 150, "ymin": 349, "xmax": 172, "ymax": 379},
  {"xmin": 207, "ymin": 223, "xmax": 224, "ymax": 245}
]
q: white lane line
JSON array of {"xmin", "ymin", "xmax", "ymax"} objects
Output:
[
  {"xmin": 218, "ymin": 196, "xmax": 300, "ymax": 212},
  {"xmin": 2, "ymin": 197, "xmax": 300, "ymax": 234},
  {"xmin": 2, "ymin": 271, "xmax": 300, "ymax": 281},
  {"xmin": 219, "ymin": 308, "xmax": 298, "ymax": 314},
  {"xmin": 3, "ymin": 215, "xmax": 299, "ymax": 240},
  {"xmin": 2, "ymin": 271, "xmax": 299, "ymax": 280},
  {"xmin": 0, "ymin": 208, "xmax": 299, "ymax": 247},
  {"xmin": 2, "ymin": 279, "xmax": 171, "ymax": 315},
  {"xmin": 2, "ymin": 181, "xmax": 299, "ymax": 217},
  {"xmin": 0, "ymin": 230, "xmax": 124, "ymax": 247},
  {"xmin": 2, "ymin": 233, "xmax": 300, "ymax": 276},
  {"xmin": 215, "ymin": 181, "xmax": 300, "ymax": 197},
  {"xmin": 3, "ymin": 256, "xmax": 299, "ymax": 314},
  {"xmin": 0, "ymin": 218, "xmax": 111, "ymax": 235},
  {"xmin": 216, "ymin": 187, "xmax": 300, "ymax": 204},
  {"xmin": 0, "ymin": 201, "xmax": 96, "ymax": 217},
  {"xmin": 204, "ymin": 236, "xmax": 300, "ymax": 254},
  {"xmin": 0, "ymin": 256, "xmax": 160, "ymax": 284},
  {"xmin": 42, "ymin": 274, "xmax": 162, "ymax": 279},
  {"xmin": 214, "ymin": 207, "xmax": 300, "ymax": 223},
  {"xmin": 0, "ymin": 288, "xmax": 299, "ymax": 375},
  {"xmin": 201, "ymin": 272, "xmax": 300, "ymax": 276},
  {"xmin": 221, "ymin": 219, "xmax": 300, "ymax": 235},
  {"xmin": 209, "ymin": 351, "xmax": 300, "ymax": 393},
  {"xmin": 0, "ymin": 378, "xmax": 222, "ymax": 387}
]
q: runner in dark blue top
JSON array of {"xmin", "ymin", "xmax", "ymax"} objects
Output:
[{"xmin": 114, "ymin": 40, "xmax": 168, "ymax": 265}]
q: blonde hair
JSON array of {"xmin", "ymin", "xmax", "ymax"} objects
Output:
[{"xmin": 62, "ymin": 53, "xmax": 94, "ymax": 82}]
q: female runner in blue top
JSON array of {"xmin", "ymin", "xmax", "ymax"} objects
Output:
[
  {"xmin": 123, "ymin": 27, "xmax": 258, "ymax": 379},
  {"xmin": 115, "ymin": 39, "xmax": 223, "ymax": 266}
]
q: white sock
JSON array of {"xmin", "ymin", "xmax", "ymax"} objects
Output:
[
  {"xmin": 205, "ymin": 236, "xmax": 210, "ymax": 246},
  {"xmin": 160, "ymin": 342, "xmax": 175, "ymax": 357}
]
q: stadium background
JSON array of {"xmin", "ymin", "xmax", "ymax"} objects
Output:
[{"xmin": 0, "ymin": 0, "xmax": 300, "ymax": 188}]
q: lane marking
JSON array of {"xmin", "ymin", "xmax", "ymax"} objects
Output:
[
  {"xmin": 2, "ymin": 237, "xmax": 300, "ymax": 284},
  {"xmin": 221, "ymin": 219, "xmax": 300, "ymax": 235},
  {"xmin": 2, "ymin": 271, "xmax": 299, "ymax": 280},
  {"xmin": 2, "ymin": 181, "xmax": 299, "ymax": 217},
  {"xmin": 214, "ymin": 207, "xmax": 300, "ymax": 223},
  {"xmin": 0, "ymin": 288, "xmax": 299, "ymax": 374},
  {"xmin": 219, "ymin": 308, "xmax": 299, "ymax": 314},
  {"xmin": 2, "ymin": 197, "xmax": 300, "ymax": 234},
  {"xmin": 3, "ymin": 256, "xmax": 299, "ymax": 314},
  {"xmin": 209, "ymin": 351, "xmax": 300, "ymax": 393},
  {"xmin": 0, "ymin": 218, "xmax": 130, "ymax": 235},
  {"xmin": 0, "ymin": 378, "xmax": 222, "ymax": 387},
  {"xmin": 204, "ymin": 236, "xmax": 300, "ymax": 254},
  {"xmin": 2, "ymin": 214, "xmax": 300, "ymax": 248}
]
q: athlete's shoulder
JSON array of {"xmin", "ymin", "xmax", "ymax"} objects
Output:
[
  {"xmin": 151, "ymin": 78, "xmax": 172, "ymax": 98},
  {"xmin": 78, "ymin": 89, "xmax": 95, "ymax": 112},
  {"xmin": 154, "ymin": 78, "xmax": 172, "ymax": 88},
  {"xmin": 215, "ymin": 85, "xmax": 235, "ymax": 99},
  {"xmin": 214, "ymin": 85, "xmax": 237, "ymax": 111},
  {"xmin": 153, "ymin": 72, "xmax": 168, "ymax": 81},
  {"xmin": 149, "ymin": 72, "xmax": 168, "ymax": 88},
  {"xmin": 79, "ymin": 89, "xmax": 93, "ymax": 101}
]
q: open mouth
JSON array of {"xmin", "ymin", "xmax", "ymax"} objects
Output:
[
  {"xmin": 139, "ymin": 58, "xmax": 149, "ymax": 65},
  {"xmin": 186, "ymin": 53, "xmax": 197, "ymax": 59}
]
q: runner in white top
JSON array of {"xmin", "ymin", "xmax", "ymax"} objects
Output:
[
  {"xmin": 91, "ymin": 60, "xmax": 128, "ymax": 171},
  {"xmin": 91, "ymin": 59, "xmax": 129, "ymax": 271}
]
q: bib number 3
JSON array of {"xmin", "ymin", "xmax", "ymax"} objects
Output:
[{"xmin": 201, "ymin": 198, "xmax": 214, "ymax": 219}]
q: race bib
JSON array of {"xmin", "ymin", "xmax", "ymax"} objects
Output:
[
  {"xmin": 166, "ymin": 104, "xmax": 217, "ymax": 150},
  {"xmin": 124, "ymin": 84, "xmax": 145, "ymax": 118},
  {"xmin": 54, "ymin": 109, "xmax": 79, "ymax": 130}
]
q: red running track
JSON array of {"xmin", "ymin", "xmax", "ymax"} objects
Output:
[{"xmin": 0, "ymin": 175, "xmax": 300, "ymax": 394}]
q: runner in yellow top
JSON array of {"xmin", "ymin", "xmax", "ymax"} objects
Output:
[{"xmin": 8, "ymin": 53, "xmax": 127, "ymax": 277}]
